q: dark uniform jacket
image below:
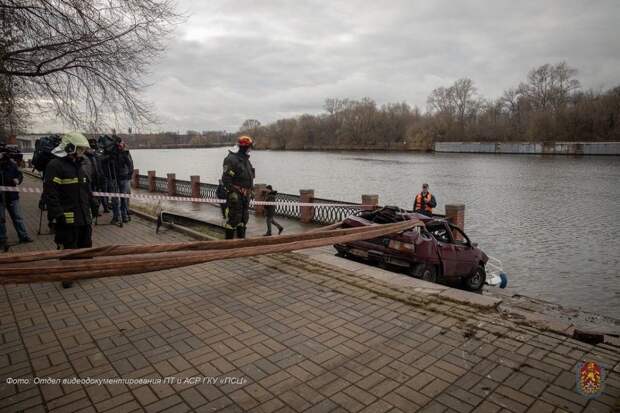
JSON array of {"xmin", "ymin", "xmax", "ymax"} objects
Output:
[
  {"xmin": 0, "ymin": 159, "xmax": 23, "ymax": 203},
  {"xmin": 222, "ymin": 150, "xmax": 254, "ymax": 190},
  {"xmin": 44, "ymin": 156, "xmax": 98, "ymax": 226},
  {"xmin": 117, "ymin": 150, "xmax": 134, "ymax": 181}
]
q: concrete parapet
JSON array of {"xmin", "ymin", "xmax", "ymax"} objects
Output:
[
  {"xmin": 167, "ymin": 173, "xmax": 176, "ymax": 196},
  {"xmin": 361, "ymin": 194, "xmax": 379, "ymax": 211},
  {"xmin": 147, "ymin": 170, "xmax": 156, "ymax": 192},
  {"xmin": 299, "ymin": 189, "xmax": 315, "ymax": 223}
]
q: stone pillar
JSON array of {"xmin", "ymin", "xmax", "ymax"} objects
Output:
[
  {"xmin": 132, "ymin": 169, "xmax": 139, "ymax": 189},
  {"xmin": 445, "ymin": 204, "xmax": 465, "ymax": 240},
  {"xmin": 299, "ymin": 189, "xmax": 315, "ymax": 224},
  {"xmin": 190, "ymin": 175, "xmax": 201, "ymax": 201},
  {"xmin": 167, "ymin": 173, "xmax": 176, "ymax": 196},
  {"xmin": 361, "ymin": 194, "xmax": 379, "ymax": 211},
  {"xmin": 147, "ymin": 170, "xmax": 156, "ymax": 192},
  {"xmin": 254, "ymin": 184, "xmax": 267, "ymax": 216}
]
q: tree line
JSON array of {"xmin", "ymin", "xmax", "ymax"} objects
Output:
[{"xmin": 250, "ymin": 62, "xmax": 620, "ymax": 150}]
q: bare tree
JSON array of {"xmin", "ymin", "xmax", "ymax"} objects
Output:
[
  {"xmin": 240, "ymin": 119, "xmax": 261, "ymax": 132},
  {"xmin": 0, "ymin": 0, "xmax": 180, "ymax": 130},
  {"xmin": 518, "ymin": 62, "xmax": 580, "ymax": 111}
]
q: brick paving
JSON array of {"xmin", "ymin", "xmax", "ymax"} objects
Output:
[{"xmin": 1, "ymin": 176, "xmax": 619, "ymax": 412}]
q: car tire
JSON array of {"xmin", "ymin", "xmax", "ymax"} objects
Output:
[
  {"xmin": 463, "ymin": 265, "xmax": 486, "ymax": 291},
  {"xmin": 412, "ymin": 264, "xmax": 437, "ymax": 283}
]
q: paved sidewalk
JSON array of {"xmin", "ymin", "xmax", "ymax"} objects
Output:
[{"xmin": 1, "ymin": 176, "xmax": 619, "ymax": 412}]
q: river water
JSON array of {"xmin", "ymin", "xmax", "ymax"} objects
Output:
[{"xmin": 130, "ymin": 148, "xmax": 620, "ymax": 319}]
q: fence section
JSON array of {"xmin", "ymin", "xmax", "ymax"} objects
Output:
[{"xmin": 138, "ymin": 174, "xmax": 365, "ymax": 224}]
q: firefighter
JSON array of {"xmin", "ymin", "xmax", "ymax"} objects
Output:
[
  {"xmin": 413, "ymin": 183, "xmax": 436, "ymax": 216},
  {"xmin": 44, "ymin": 132, "xmax": 99, "ymax": 288},
  {"xmin": 221, "ymin": 135, "xmax": 255, "ymax": 239}
]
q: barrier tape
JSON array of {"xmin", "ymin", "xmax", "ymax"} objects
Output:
[{"xmin": 0, "ymin": 186, "xmax": 373, "ymax": 208}]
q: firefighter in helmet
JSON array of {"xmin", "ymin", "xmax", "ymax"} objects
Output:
[
  {"xmin": 44, "ymin": 132, "xmax": 99, "ymax": 288},
  {"xmin": 413, "ymin": 183, "xmax": 437, "ymax": 217},
  {"xmin": 221, "ymin": 135, "xmax": 255, "ymax": 239}
]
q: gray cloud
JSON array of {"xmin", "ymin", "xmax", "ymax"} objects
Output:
[{"xmin": 31, "ymin": 0, "xmax": 620, "ymax": 133}]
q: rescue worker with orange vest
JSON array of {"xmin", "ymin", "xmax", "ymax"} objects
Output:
[
  {"xmin": 44, "ymin": 132, "xmax": 99, "ymax": 288},
  {"xmin": 221, "ymin": 135, "xmax": 255, "ymax": 239},
  {"xmin": 414, "ymin": 183, "xmax": 436, "ymax": 217}
]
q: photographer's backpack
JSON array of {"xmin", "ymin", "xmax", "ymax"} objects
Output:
[{"xmin": 32, "ymin": 135, "xmax": 61, "ymax": 173}]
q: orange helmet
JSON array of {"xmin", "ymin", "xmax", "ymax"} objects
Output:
[{"xmin": 238, "ymin": 135, "xmax": 253, "ymax": 147}]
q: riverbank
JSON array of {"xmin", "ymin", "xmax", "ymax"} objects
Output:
[{"xmin": 1, "ymin": 177, "xmax": 619, "ymax": 412}]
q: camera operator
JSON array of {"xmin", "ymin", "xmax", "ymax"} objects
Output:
[
  {"xmin": 1, "ymin": 145, "xmax": 33, "ymax": 251},
  {"xmin": 98, "ymin": 135, "xmax": 122, "ymax": 225}
]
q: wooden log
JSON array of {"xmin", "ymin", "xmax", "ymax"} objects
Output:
[
  {"xmin": 0, "ymin": 221, "xmax": 394, "ymax": 264},
  {"xmin": 0, "ymin": 221, "xmax": 420, "ymax": 284}
]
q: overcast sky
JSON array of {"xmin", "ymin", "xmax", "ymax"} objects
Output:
[{"xmin": 32, "ymin": 0, "xmax": 620, "ymax": 133}]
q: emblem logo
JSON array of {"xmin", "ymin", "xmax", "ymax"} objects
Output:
[{"xmin": 576, "ymin": 361, "xmax": 605, "ymax": 398}]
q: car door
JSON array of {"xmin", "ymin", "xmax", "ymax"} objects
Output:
[
  {"xmin": 449, "ymin": 225, "xmax": 477, "ymax": 276},
  {"xmin": 429, "ymin": 222, "xmax": 459, "ymax": 276}
]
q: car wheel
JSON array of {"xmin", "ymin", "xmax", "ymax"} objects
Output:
[
  {"xmin": 412, "ymin": 264, "xmax": 437, "ymax": 283},
  {"xmin": 464, "ymin": 265, "xmax": 486, "ymax": 291}
]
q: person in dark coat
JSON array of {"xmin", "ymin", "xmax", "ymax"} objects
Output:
[
  {"xmin": 44, "ymin": 132, "xmax": 98, "ymax": 288},
  {"xmin": 263, "ymin": 185, "xmax": 283, "ymax": 236},
  {"xmin": 117, "ymin": 142, "xmax": 134, "ymax": 223},
  {"xmin": 1, "ymin": 152, "xmax": 33, "ymax": 250},
  {"xmin": 221, "ymin": 135, "xmax": 255, "ymax": 239}
]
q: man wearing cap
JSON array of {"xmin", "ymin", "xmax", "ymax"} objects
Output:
[
  {"xmin": 413, "ymin": 183, "xmax": 437, "ymax": 217},
  {"xmin": 44, "ymin": 132, "xmax": 99, "ymax": 288},
  {"xmin": 221, "ymin": 135, "xmax": 255, "ymax": 239}
]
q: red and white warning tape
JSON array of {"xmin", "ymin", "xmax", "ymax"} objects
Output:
[{"xmin": 0, "ymin": 186, "xmax": 371, "ymax": 208}]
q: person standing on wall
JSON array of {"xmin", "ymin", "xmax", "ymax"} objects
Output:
[
  {"xmin": 44, "ymin": 132, "xmax": 98, "ymax": 288},
  {"xmin": 413, "ymin": 183, "xmax": 437, "ymax": 217},
  {"xmin": 221, "ymin": 135, "xmax": 255, "ymax": 239},
  {"xmin": 263, "ymin": 185, "xmax": 283, "ymax": 236}
]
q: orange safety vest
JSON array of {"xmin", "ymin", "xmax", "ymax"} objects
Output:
[{"xmin": 415, "ymin": 192, "xmax": 433, "ymax": 214}]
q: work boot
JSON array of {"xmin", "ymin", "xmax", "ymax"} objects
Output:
[
  {"xmin": 263, "ymin": 232, "xmax": 271, "ymax": 236},
  {"xmin": 236, "ymin": 227, "xmax": 246, "ymax": 239},
  {"xmin": 278, "ymin": 228, "xmax": 283, "ymax": 235},
  {"xmin": 225, "ymin": 229, "xmax": 235, "ymax": 240},
  {"xmin": 110, "ymin": 217, "xmax": 119, "ymax": 225},
  {"xmin": 122, "ymin": 217, "xmax": 129, "ymax": 223},
  {"xmin": 19, "ymin": 237, "xmax": 34, "ymax": 243},
  {"xmin": 62, "ymin": 281, "xmax": 73, "ymax": 289}
]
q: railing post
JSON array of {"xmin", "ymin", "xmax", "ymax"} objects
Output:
[
  {"xmin": 254, "ymin": 184, "xmax": 267, "ymax": 216},
  {"xmin": 445, "ymin": 203, "xmax": 465, "ymax": 239},
  {"xmin": 299, "ymin": 189, "xmax": 315, "ymax": 223},
  {"xmin": 167, "ymin": 173, "xmax": 176, "ymax": 196},
  {"xmin": 190, "ymin": 175, "xmax": 201, "ymax": 203},
  {"xmin": 132, "ymin": 169, "xmax": 139, "ymax": 189},
  {"xmin": 147, "ymin": 170, "xmax": 156, "ymax": 192},
  {"xmin": 361, "ymin": 194, "xmax": 379, "ymax": 211}
]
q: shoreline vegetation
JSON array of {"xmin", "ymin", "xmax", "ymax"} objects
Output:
[
  {"xmin": 111, "ymin": 62, "xmax": 619, "ymax": 153},
  {"xmin": 12, "ymin": 62, "xmax": 619, "ymax": 153}
]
